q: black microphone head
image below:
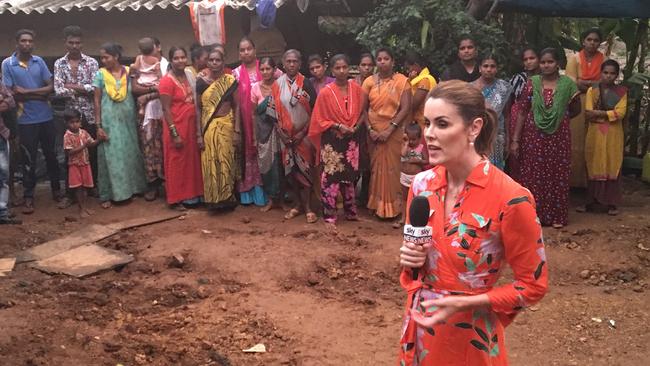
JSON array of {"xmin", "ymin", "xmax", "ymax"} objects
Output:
[{"xmin": 409, "ymin": 195, "xmax": 430, "ymax": 227}]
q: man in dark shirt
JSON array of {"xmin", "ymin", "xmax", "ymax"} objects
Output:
[{"xmin": 2, "ymin": 29, "xmax": 60, "ymax": 214}]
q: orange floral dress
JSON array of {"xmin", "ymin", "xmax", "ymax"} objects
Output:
[{"xmin": 398, "ymin": 161, "xmax": 549, "ymax": 366}]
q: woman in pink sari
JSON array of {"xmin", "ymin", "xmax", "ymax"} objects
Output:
[{"xmin": 232, "ymin": 37, "xmax": 266, "ymax": 206}]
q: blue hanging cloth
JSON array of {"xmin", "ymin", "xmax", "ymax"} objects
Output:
[{"xmin": 256, "ymin": 0, "xmax": 277, "ymax": 29}]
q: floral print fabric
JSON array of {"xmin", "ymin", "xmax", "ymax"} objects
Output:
[
  {"xmin": 398, "ymin": 161, "xmax": 548, "ymax": 366},
  {"xmin": 517, "ymin": 80, "xmax": 572, "ymax": 226},
  {"xmin": 320, "ymin": 129, "xmax": 360, "ymax": 222}
]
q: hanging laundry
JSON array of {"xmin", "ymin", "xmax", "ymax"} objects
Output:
[
  {"xmin": 189, "ymin": 0, "xmax": 227, "ymax": 46},
  {"xmin": 256, "ymin": 0, "xmax": 277, "ymax": 28}
]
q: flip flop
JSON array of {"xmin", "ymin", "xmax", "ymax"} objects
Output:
[
  {"xmin": 22, "ymin": 199, "xmax": 34, "ymax": 215},
  {"xmin": 284, "ymin": 208, "xmax": 300, "ymax": 220},
  {"xmin": 144, "ymin": 190, "xmax": 157, "ymax": 202}
]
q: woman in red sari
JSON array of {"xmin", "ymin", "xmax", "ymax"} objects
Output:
[
  {"xmin": 309, "ymin": 54, "xmax": 364, "ymax": 226},
  {"xmin": 398, "ymin": 81, "xmax": 548, "ymax": 365},
  {"xmin": 159, "ymin": 47, "xmax": 203, "ymax": 209}
]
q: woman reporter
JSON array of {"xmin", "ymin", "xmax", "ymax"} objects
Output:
[{"xmin": 398, "ymin": 80, "xmax": 548, "ymax": 365}]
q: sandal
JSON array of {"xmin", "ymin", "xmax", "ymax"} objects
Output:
[
  {"xmin": 306, "ymin": 212, "xmax": 318, "ymax": 224},
  {"xmin": 575, "ymin": 206, "xmax": 586, "ymax": 213},
  {"xmin": 22, "ymin": 198, "xmax": 34, "ymax": 215},
  {"xmin": 101, "ymin": 201, "xmax": 112, "ymax": 209},
  {"xmin": 608, "ymin": 207, "xmax": 619, "ymax": 216},
  {"xmin": 170, "ymin": 203, "xmax": 187, "ymax": 211},
  {"xmin": 284, "ymin": 208, "xmax": 300, "ymax": 220},
  {"xmin": 144, "ymin": 190, "xmax": 157, "ymax": 202}
]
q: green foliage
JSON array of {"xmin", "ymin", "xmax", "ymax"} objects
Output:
[{"xmin": 355, "ymin": 0, "xmax": 507, "ymax": 74}]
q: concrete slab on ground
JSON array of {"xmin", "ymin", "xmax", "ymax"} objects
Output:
[
  {"xmin": 32, "ymin": 244, "xmax": 134, "ymax": 278},
  {"xmin": 0, "ymin": 257, "xmax": 16, "ymax": 276},
  {"xmin": 16, "ymin": 212, "xmax": 184, "ymax": 263}
]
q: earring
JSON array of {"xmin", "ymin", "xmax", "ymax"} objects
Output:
[{"xmin": 469, "ymin": 141, "xmax": 475, "ymax": 146}]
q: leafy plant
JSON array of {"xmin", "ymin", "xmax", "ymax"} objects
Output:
[{"xmin": 355, "ymin": 0, "xmax": 507, "ymax": 75}]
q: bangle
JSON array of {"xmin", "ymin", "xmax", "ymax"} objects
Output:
[{"xmin": 169, "ymin": 124, "xmax": 179, "ymax": 138}]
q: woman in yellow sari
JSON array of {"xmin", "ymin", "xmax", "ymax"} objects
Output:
[
  {"xmin": 581, "ymin": 60, "xmax": 627, "ymax": 216},
  {"xmin": 566, "ymin": 28, "xmax": 606, "ymax": 187},
  {"xmin": 362, "ymin": 48, "xmax": 411, "ymax": 220},
  {"xmin": 196, "ymin": 49, "xmax": 240, "ymax": 209}
]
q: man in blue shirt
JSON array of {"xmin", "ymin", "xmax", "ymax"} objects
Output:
[{"xmin": 2, "ymin": 29, "xmax": 60, "ymax": 214}]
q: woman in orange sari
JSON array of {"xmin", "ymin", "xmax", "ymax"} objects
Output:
[
  {"xmin": 273, "ymin": 49, "xmax": 318, "ymax": 223},
  {"xmin": 362, "ymin": 48, "xmax": 411, "ymax": 220},
  {"xmin": 566, "ymin": 28, "xmax": 605, "ymax": 188},
  {"xmin": 309, "ymin": 54, "xmax": 364, "ymax": 226},
  {"xmin": 398, "ymin": 81, "xmax": 548, "ymax": 365}
]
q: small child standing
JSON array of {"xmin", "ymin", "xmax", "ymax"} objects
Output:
[
  {"xmin": 397, "ymin": 122, "xmax": 429, "ymax": 228},
  {"xmin": 63, "ymin": 109, "xmax": 102, "ymax": 217}
]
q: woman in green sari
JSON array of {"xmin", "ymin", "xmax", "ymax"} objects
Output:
[
  {"xmin": 196, "ymin": 49, "xmax": 240, "ymax": 209},
  {"xmin": 93, "ymin": 42, "xmax": 147, "ymax": 208}
]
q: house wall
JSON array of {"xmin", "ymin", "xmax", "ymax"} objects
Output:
[{"xmin": 0, "ymin": 7, "xmax": 245, "ymax": 65}]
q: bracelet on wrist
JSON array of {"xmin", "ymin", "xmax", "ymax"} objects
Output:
[{"xmin": 390, "ymin": 122, "xmax": 399, "ymax": 128}]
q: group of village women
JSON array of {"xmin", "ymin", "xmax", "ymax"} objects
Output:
[{"xmin": 39, "ymin": 26, "xmax": 625, "ymax": 230}]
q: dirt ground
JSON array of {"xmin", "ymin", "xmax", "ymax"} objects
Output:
[{"xmin": 0, "ymin": 178, "xmax": 649, "ymax": 366}]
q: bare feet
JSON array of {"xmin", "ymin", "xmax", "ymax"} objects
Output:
[
  {"xmin": 260, "ymin": 201, "xmax": 273, "ymax": 212},
  {"xmin": 324, "ymin": 221, "xmax": 337, "ymax": 232},
  {"xmin": 284, "ymin": 208, "xmax": 300, "ymax": 220},
  {"xmin": 306, "ymin": 212, "xmax": 318, "ymax": 224},
  {"xmin": 80, "ymin": 209, "xmax": 90, "ymax": 218}
]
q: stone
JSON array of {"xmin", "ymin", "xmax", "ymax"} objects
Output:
[
  {"xmin": 170, "ymin": 254, "xmax": 185, "ymax": 268},
  {"xmin": 579, "ymin": 270, "xmax": 590, "ymax": 279},
  {"xmin": 242, "ymin": 216, "xmax": 251, "ymax": 224},
  {"xmin": 632, "ymin": 285, "xmax": 644, "ymax": 293},
  {"xmin": 307, "ymin": 274, "xmax": 320, "ymax": 286},
  {"xmin": 196, "ymin": 286, "xmax": 210, "ymax": 299},
  {"xmin": 103, "ymin": 341, "xmax": 122, "ymax": 352}
]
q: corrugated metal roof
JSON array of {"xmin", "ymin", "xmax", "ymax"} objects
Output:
[
  {"xmin": 0, "ymin": 0, "xmax": 293, "ymax": 15},
  {"xmin": 0, "ymin": 0, "xmax": 189, "ymax": 14}
]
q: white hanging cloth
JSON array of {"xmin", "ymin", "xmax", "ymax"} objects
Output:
[
  {"xmin": 189, "ymin": 0, "xmax": 227, "ymax": 46},
  {"xmin": 296, "ymin": 0, "xmax": 309, "ymax": 13}
]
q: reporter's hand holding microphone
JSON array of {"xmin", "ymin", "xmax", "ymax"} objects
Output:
[{"xmin": 400, "ymin": 195, "xmax": 432, "ymax": 279}]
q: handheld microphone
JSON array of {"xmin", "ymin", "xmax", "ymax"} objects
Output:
[{"xmin": 403, "ymin": 196, "xmax": 432, "ymax": 281}]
